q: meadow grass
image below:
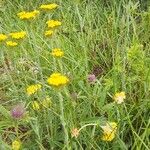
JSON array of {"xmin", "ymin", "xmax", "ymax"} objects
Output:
[{"xmin": 0, "ymin": 0, "xmax": 150, "ymax": 149}]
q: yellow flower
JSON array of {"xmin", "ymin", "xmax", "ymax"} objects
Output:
[
  {"xmin": 17, "ymin": 10, "xmax": 39, "ymax": 20},
  {"xmin": 45, "ymin": 30, "xmax": 53, "ymax": 36},
  {"xmin": 40, "ymin": 3, "xmax": 58, "ymax": 10},
  {"xmin": 32, "ymin": 101, "xmax": 40, "ymax": 110},
  {"xmin": 51, "ymin": 48, "xmax": 64, "ymax": 57},
  {"xmin": 6, "ymin": 41, "xmax": 18, "ymax": 47},
  {"xmin": 12, "ymin": 140, "xmax": 21, "ymax": 150},
  {"xmin": 9, "ymin": 31, "xmax": 26, "ymax": 39},
  {"xmin": 41, "ymin": 97, "xmax": 52, "ymax": 108},
  {"xmin": 101, "ymin": 122, "xmax": 117, "ymax": 142},
  {"xmin": 71, "ymin": 128, "xmax": 80, "ymax": 138},
  {"xmin": 114, "ymin": 92, "xmax": 126, "ymax": 104},
  {"xmin": 26, "ymin": 84, "xmax": 41, "ymax": 95},
  {"xmin": 47, "ymin": 73, "xmax": 69, "ymax": 87},
  {"xmin": 46, "ymin": 20, "xmax": 61, "ymax": 28},
  {"xmin": 0, "ymin": 33, "xmax": 7, "ymax": 41}
]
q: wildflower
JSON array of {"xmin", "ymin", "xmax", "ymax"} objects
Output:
[
  {"xmin": 40, "ymin": 3, "xmax": 58, "ymax": 10},
  {"xmin": 101, "ymin": 122, "xmax": 117, "ymax": 142},
  {"xmin": 87, "ymin": 74, "xmax": 96, "ymax": 83},
  {"xmin": 0, "ymin": 33, "xmax": 7, "ymax": 41},
  {"xmin": 41, "ymin": 97, "xmax": 52, "ymax": 108},
  {"xmin": 46, "ymin": 20, "xmax": 61, "ymax": 28},
  {"xmin": 26, "ymin": 84, "xmax": 41, "ymax": 96},
  {"xmin": 17, "ymin": 10, "xmax": 39, "ymax": 20},
  {"xmin": 113, "ymin": 92, "xmax": 126, "ymax": 104},
  {"xmin": 9, "ymin": 31, "xmax": 26, "ymax": 39},
  {"xmin": 47, "ymin": 73, "xmax": 69, "ymax": 87},
  {"xmin": 12, "ymin": 140, "xmax": 21, "ymax": 150},
  {"xmin": 6, "ymin": 41, "xmax": 18, "ymax": 47},
  {"xmin": 71, "ymin": 128, "xmax": 80, "ymax": 138},
  {"xmin": 11, "ymin": 103, "xmax": 25, "ymax": 119},
  {"xmin": 51, "ymin": 48, "xmax": 64, "ymax": 57},
  {"xmin": 45, "ymin": 30, "xmax": 53, "ymax": 37},
  {"xmin": 32, "ymin": 101, "xmax": 40, "ymax": 110}
]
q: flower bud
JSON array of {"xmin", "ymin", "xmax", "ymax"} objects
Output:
[
  {"xmin": 11, "ymin": 104, "xmax": 25, "ymax": 119},
  {"xmin": 87, "ymin": 74, "xmax": 96, "ymax": 83}
]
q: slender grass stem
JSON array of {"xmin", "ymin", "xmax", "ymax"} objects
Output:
[
  {"xmin": 79, "ymin": 123, "xmax": 97, "ymax": 132},
  {"xmin": 58, "ymin": 92, "xmax": 70, "ymax": 149}
]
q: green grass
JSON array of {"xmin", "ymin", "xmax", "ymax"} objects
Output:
[{"xmin": 0, "ymin": 0, "xmax": 150, "ymax": 149}]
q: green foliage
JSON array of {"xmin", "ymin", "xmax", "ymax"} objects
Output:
[{"xmin": 0, "ymin": 0, "xmax": 150, "ymax": 149}]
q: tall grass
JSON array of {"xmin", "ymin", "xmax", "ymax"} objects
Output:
[{"xmin": 0, "ymin": 0, "xmax": 150, "ymax": 149}]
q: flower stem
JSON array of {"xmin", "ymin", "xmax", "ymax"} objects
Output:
[
  {"xmin": 15, "ymin": 121, "xmax": 19, "ymax": 138},
  {"xmin": 79, "ymin": 123, "xmax": 97, "ymax": 132},
  {"xmin": 58, "ymin": 92, "xmax": 70, "ymax": 149}
]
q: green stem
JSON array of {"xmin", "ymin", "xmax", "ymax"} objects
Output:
[
  {"xmin": 15, "ymin": 121, "xmax": 19, "ymax": 138},
  {"xmin": 58, "ymin": 92, "xmax": 70, "ymax": 149},
  {"xmin": 79, "ymin": 123, "xmax": 97, "ymax": 132}
]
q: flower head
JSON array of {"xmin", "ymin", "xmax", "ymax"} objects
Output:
[
  {"xmin": 41, "ymin": 97, "xmax": 52, "ymax": 108},
  {"xmin": 47, "ymin": 73, "xmax": 69, "ymax": 87},
  {"xmin": 40, "ymin": 3, "xmax": 58, "ymax": 10},
  {"xmin": 87, "ymin": 74, "xmax": 96, "ymax": 83},
  {"xmin": 71, "ymin": 128, "xmax": 80, "ymax": 138},
  {"xmin": 6, "ymin": 41, "xmax": 18, "ymax": 46},
  {"xmin": 46, "ymin": 20, "xmax": 61, "ymax": 28},
  {"xmin": 45, "ymin": 30, "xmax": 53, "ymax": 37},
  {"xmin": 12, "ymin": 140, "xmax": 21, "ymax": 150},
  {"xmin": 17, "ymin": 10, "xmax": 39, "ymax": 20},
  {"xmin": 101, "ymin": 122, "xmax": 117, "ymax": 141},
  {"xmin": 26, "ymin": 84, "xmax": 41, "ymax": 96},
  {"xmin": 9, "ymin": 31, "xmax": 26, "ymax": 39},
  {"xmin": 0, "ymin": 34, "xmax": 7, "ymax": 41},
  {"xmin": 11, "ymin": 104, "xmax": 25, "ymax": 119},
  {"xmin": 32, "ymin": 101, "xmax": 40, "ymax": 110},
  {"xmin": 114, "ymin": 92, "xmax": 126, "ymax": 104},
  {"xmin": 51, "ymin": 48, "xmax": 64, "ymax": 57}
]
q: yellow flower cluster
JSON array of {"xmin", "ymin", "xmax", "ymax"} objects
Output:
[
  {"xmin": 32, "ymin": 101, "xmax": 40, "ymax": 110},
  {"xmin": 42, "ymin": 97, "xmax": 52, "ymax": 108},
  {"xmin": 47, "ymin": 73, "xmax": 69, "ymax": 87},
  {"xmin": 12, "ymin": 140, "xmax": 21, "ymax": 150},
  {"xmin": 17, "ymin": 10, "xmax": 39, "ymax": 19},
  {"xmin": 0, "ymin": 31, "xmax": 26, "ymax": 47},
  {"xmin": 44, "ymin": 20, "xmax": 61, "ymax": 37},
  {"xmin": 40, "ymin": 3, "xmax": 58, "ymax": 10},
  {"xmin": 31, "ymin": 97, "xmax": 52, "ymax": 110},
  {"xmin": 51, "ymin": 48, "xmax": 64, "ymax": 57},
  {"xmin": 6, "ymin": 41, "xmax": 18, "ymax": 47},
  {"xmin": 1, "ymin": 2, "xmax": 69, "ymax": 149},
  {"xmin": 101, "ymin": 122, "xmax": 117, "ymax": 141},
  {"xmin": 45, "ymin": 30, "xmax": 53, "ymax": 37},
  {"xmin": 9, "ymin": 31, "xmax": 26, "ymax": 39},
  {"xmin": 46, "ymin": 20, "xmax": 62, "ymax": 28},
  {"xmin": 114, "ymin": 92, "xmax": 126, "ymax": 104},
  {"xmin": 0, "ymin": 33, "xmax": 7, "ymax": 41},
  {"xmin": 37, "ymin": 3, "xmax": 61, "ymax": 37},
  {"xmin": 26, "ymin": 84, "xmax": 42, "ymax": 95}
]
